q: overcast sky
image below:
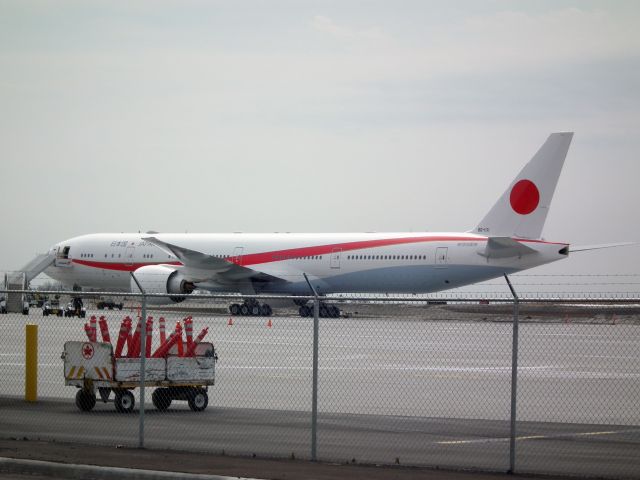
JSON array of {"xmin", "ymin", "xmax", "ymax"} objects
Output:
[{"xmin": 1, "ymin": 0, "xmax": 639, "ymax": 288}]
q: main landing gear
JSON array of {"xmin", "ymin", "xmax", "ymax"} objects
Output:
[
  {"xmin": 229, "ymin": 299, "xmax": 273, "ymax": 317},
  {"xmin": 298, "ymin": 303, "xmax": 340, "ymax": 318}
]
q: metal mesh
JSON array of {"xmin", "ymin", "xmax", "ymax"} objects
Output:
[{"xmin": 1, "ymin": 288, "xmax": 639, "ymax": 477}]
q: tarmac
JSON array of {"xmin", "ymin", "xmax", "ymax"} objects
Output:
[
  {"xmin": 1, "ymin": 306, "xmax": 639, "ymax": 478},
  {"xmin": 0, "ymin": 438, "xmax": 572, "ymax": 480}
]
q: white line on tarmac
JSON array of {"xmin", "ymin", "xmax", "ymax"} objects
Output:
[{"xmin": 436, "ymin": 428, "xmax": 640, "ymax": 445}]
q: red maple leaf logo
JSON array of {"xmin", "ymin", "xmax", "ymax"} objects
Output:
[{"xmin": 82, "ymin": 343, "xmax": 94, "ymax": 359}]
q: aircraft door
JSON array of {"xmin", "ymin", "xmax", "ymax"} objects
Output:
[
  {"xmin": 435, "ymin": 247, "xmax": 448, "ymax": 267},
  {"xmin": 330, "ymin": 248, "xmax": 341, "ymax": 269},
  {"xmin": 125, "ymin": 245, "xmax": 135, "ymax": 266},
  {"xmin": 233, "ymin": 247, "xmax": 244, "ymax": 266}
]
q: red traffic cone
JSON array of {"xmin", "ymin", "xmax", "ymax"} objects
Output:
[
  {"xmin": 159, "ymin": 316, "xmax": 166, "ymax": 344},
  {"xmin": 115, "ymin": 317, "xmax": 132, "ymax": 358},
  {"xmin": 98, "ymin": 316, "xmax": 111, "ymax": 343},
  {"xmin": 267, "ymin": 319, "xmax": 272, "ymax": 328},
  {"xmin": 185, "ymin": 327, "xmax": 209, "ymax": 356},
  {"xmin": 228, "ymin": 317, "xmax": 233, "ymax": 326}
]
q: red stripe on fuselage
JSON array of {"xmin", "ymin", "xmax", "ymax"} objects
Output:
[
  {"xmin": 238, "ymin": 235, "xmax": 485, "ymax": 266},
  {"xmin": 72, "ymin": 260, "xmax": 183, "ymax": 271},
  {"xmin": 69, "ymin": 235, "xmax": 567, "ymax": 271}
]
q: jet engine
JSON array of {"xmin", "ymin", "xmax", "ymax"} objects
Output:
[{"xmin": 130, "ymin": 265, "xmax": 195, "ymax": 304}]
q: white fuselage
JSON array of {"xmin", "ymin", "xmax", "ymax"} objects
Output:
[{"xmin": 44, "ymin": 232, "xmax": 568, "ymax": 295}]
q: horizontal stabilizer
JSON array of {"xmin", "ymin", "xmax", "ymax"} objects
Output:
[
  {"xmin": 570, "ymin": 242, "xmax": 636, "ymax": 253},
  {"xmin": 478, "ymin": 237, "xmax": 538, "ymax": 259}
]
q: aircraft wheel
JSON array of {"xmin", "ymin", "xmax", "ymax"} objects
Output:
[
  {"xmin": 250, "ymin": 305, "xmax": 260, "ymax": 316},
  {"xmin": 319, "ymin": 305, "xmax": 329, "ymax": 318},
  {"xmin": 240, "ymin": 304, "xmax": 249, "ymax": 316},
  {"xmin": 329, "ymin": 306, "xmax": 340, "ymax": 318},
  {"xmin": 299, "ymin": 305, "xmax": 310, "ymax": 317},
  {"xmin": 229, "ymin": 304, "xmax": 240, "ymax": 315},
  {"xmin": 75, "ymin": 389, "xmax": 96, "ymax": 411},
  {"xmin": 260, "ymin": 304, "xmax": 272, "ymax": 316}
]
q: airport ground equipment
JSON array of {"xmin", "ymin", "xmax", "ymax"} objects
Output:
[
  {"xmin": 64, "ymin": 302, "xmax": 87, "ymax": 318},
  {"xmin": 42, "ymin": 299, "xmax": 64, "ymax": 316},
  {"xmin": 63, "ymin": 340, "xmax": 216, "ymax": 412}
]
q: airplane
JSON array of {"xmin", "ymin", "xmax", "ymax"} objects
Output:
[{"xmin": 33, "ymin": 132, "xmax": 621, "ymax": 317}]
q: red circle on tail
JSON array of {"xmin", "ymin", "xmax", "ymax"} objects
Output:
[{"xmin": 510, "ymin": 179, "xmax": 539, "ymax": 215}]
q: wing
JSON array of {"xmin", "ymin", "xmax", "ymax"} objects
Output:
[{"xmin": 143, "ymin": 236, "xmax": 287, "ymax": 285}]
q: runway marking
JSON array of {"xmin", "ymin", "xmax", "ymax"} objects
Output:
[{"xmin": 436, "ymin": 428, "xmax": 640, "ymax": 445}]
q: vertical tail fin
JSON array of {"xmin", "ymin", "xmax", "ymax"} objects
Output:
[{"xmin": 474, "ymin": 132, "xmax": 573, "ymax": 239}]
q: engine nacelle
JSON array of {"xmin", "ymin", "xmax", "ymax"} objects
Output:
[{"xmin": 130, "ymin": 265, "xmax": 195, "ymax": 304}]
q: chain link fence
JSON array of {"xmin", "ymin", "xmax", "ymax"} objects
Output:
[{"xmin": 1, "ymin": 287, "xmax": 639, "ymax": 478}]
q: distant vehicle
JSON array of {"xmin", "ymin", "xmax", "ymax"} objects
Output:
[
  {"xmin": 96, "ymin": 299, "xmax": 123, "ymax": 310},
  {"xmin": 64, "ymin": 301, "xmax": 86, "ymax": 318},
  {"xmin": 0, "ymin": 296, "xmax": 29, "ymax": 315},
  {"xmin": 43, "ymin": 299, "xmax": 64, "ymax": 317}
]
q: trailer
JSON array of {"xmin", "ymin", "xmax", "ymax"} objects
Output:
[{"xmin": 62, "ymin": 341, "xmax": 217, "ymax": 413}]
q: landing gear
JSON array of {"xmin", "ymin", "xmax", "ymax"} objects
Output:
[
  {"xmin": 299, "ymin": 303, "xmax": 340, "ymax": 318},
  {"xmin": 229, "ymin": 299, "xmax": 273, "ymax": 317}
]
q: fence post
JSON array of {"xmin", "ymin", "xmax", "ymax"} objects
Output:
[
  {"xmin": 139, "ymin": 293, "xmax": 147, "ymax": 448},
  {"xmin": 504, "ymin": 274, "xmax": 519, "ymax": 474},
  {"xmin": 130, "ymin": 273, "xmax": 147, "ymax": 449},
  {"xmin": 303, "ymin": 273, "xmax": 320, "ymax": 462},
  {"xmin": 311, "ymin": 295, "xmax": 319, "ymax": 461}
]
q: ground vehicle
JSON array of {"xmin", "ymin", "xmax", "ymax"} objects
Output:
[
  {"xmin": 43, "ymin": 299, "xmax": 64, "ymax": 316},
  {"xmin": 0, "ymin": 297, "xmax": 28, "ymax": 314},
  {"xmin": 64, "ymin": 302, "xmax": 87, "ymax": 318},
  {"xmin": 63, "ymin": 341, "xmax": 216, "ymax": 413},
  {"xmin": 96, "ymin": 299, "xmax": 123, "ymax": 310}
]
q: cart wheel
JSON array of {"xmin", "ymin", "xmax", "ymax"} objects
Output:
[
  {"xmin": 75, "ymin": 389, "xmax": 96, "ymax": 411},
  {"xmin": 114, "ymin": 390, "xmax": 135, "ymax": 413},
  {"xmin": 152, "ymin": 388, "xmax": 172, "ymax": 411},
  {"xmin": 187, "ymin": 388, "xmax": 208, "ymax": 412}
]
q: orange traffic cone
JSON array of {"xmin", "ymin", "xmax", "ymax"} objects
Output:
[{"xmin": 228, "ymin": 317, "xmax": 233, "ymax": 326}]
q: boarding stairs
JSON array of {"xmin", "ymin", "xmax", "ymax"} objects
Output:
[{"xmin": 3, "ymin": 253, "xmax": 55, "ymax": 313}]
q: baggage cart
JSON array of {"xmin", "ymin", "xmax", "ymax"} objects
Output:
[{"xmin": 62, "ymin": 340, "xmax": 217, "ymax": 413}]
